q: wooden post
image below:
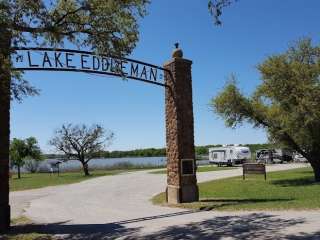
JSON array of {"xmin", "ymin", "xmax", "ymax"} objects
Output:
[{"xmin": 243, "ymin": 167, "xmax": 245, "ymax": 180}]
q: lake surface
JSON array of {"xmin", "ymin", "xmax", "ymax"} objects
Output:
[
  {"xmin": 15, "ymin": 156, "xmax": 209, "ymax": 173},
  {"xmin": 51, "ymin": 156, "xmax": 168, "ymax": 171},
  {"xmin": 43, "ymin": 157, "xmax": 209, "ymax": 172}
]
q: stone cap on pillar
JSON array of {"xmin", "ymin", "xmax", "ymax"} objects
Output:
[
  {"xmin": 172, "ymin": 43, "xmax": 183, "ymax": 58},
  {"xmin": 164, "ymin": 43, "xmax": 192, "ymax": 66}
]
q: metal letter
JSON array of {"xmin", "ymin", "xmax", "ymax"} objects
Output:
[
  {"xmin": 110, "ymin": 58, "xmax": 116, "ymax": 73},
  {"xmin": 27, "ymin": 51, "xmax": 39, "ymax": 67},
  {"xmin": 42, "ymin": 52, "xmax": 52, "ymax": 67},
  {"xmin": 140, "ymin": 65, "xmax": 147, "ymax": 80},
  {"xmin": 130, "ymin": 63, "xmax": 139, "ymax": 77},
  {"xmin": 101, "ymin": 57, "xmax": 110, "ymax": 71},
  {"xmin": 150, "ymin": 68, "xmax": 158, "ymax": 81},
  {"xmin": 81, "ymin": 54, "xmax": 90, "ymax": 69},
  {"xmin": 120, "ymin": 60, "xmax": 128, "ymax": 76},
  {"xmin": 54, "ymin": 52, "xmax": 63, "ymax": 68},
  {"xmin": 93, "ymin": 56, "xmax": 100, "ymax": 71},
  {"xmin": 66, "ymin": 53, "xmax": 76, "ymax": 68}
]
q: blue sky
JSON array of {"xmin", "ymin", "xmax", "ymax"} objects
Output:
[{"xmin": 11, "ymin": 0, "xmax": 320, "ymax": 153}]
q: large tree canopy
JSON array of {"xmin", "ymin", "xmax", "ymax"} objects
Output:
[
  {"xmin": 211, "ymin": 39, "xmax": 320, "ymax": 181},
  {"xmin": 2, "ymin": 0, "xmax": 149, "ymax": 55},
  {"xmin": 0, "ymin": 0, "xmax": 149, "ymax": 101}
]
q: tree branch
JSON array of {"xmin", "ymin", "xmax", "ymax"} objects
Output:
[
  {"xmin": 250, "ymin": 110, "xmax": 308, "ymax": 158},
  {"xmin": 10, "ymin": 22, "xmax": 94, "ymax": 37},
  {"xmin": 53, "ymin": 7, "xmax": 87, "ymax": 27}
]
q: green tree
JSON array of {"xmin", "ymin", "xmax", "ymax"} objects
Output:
[
  {"xmin": 210, "ymin": 39, "xmax": 320, "ymax": 181},
  {"xmin": 49, "ymin": 123, "xmax": 114, "ymax": 176},
  {"xmin": 0, "ymin": 0, "xmax": 149, "ymax": 101},
  {"xmin": 10, "ymin": 137, "xmax": 42, "ymax": 179},
  {"xmin": 0, "ymin": 1, "xmax": 147, "ymax": 231}
]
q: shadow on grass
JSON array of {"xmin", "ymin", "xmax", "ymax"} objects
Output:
[
  {"xmin": 196, "ymin": 198, "xmax": 294, "ymax": 211},
  {"xmin": 272, "ymin": 177, "xmax": 319, "ymax": 187},
  {"xmin": 7, "ymin": 213, "xmax": 319, "ymax": 240}
]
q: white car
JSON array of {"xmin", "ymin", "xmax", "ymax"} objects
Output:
[{"xmin": 293, "ymin": 154, "xmax": 308, "ymax": 162}]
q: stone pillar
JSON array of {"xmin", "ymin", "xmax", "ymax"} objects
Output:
[
  {"xmin": 164, "ymin": 44, "xmax": 199, "ymax": 204},
  {"xmin": 0, "ymin": 28, "xmax": 11, "ymax": 233}
]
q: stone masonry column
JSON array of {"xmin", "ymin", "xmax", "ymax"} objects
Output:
[
  {"xmin": 0, "ymin": 28, "xmax": 11, "ymax": 233},
  {"xmin": 164, "ymin": 44, "xmax": 199, "ymax": 204}
]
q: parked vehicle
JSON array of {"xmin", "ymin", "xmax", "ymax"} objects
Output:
[
  {"xmin": 293, "ymin": 153, "xmax": 308, "ymax": 162},
  {"xmin": 273, "ymin": 149, "xmax": 293, "ymax": 162},
  {"xmin": 256, "ymin": 148, "xmax": 293, "ymax": 164},
  {"xmin": 209, "ymin": 145, "xmax": 251, "ymax": 166},
  {"xmin": 256, "ymin": 149, "xmax": 272, "ymax": 164}
]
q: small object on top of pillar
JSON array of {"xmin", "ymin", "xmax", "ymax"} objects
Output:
[{"xmin": 172, "ymin": 42, "xmax": 183, "ymax": 58}]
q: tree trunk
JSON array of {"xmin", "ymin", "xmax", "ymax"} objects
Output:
[
  {"xmin": 17, "ymin": 165, "xmax": 21, "ymax": 179},
  {"xmin": 310, "ymin": 160, "xmax": 320, "ymax": 182},
  {"xmin": 0, "ymin": 26, "xmax": 11, "ymax": 232},
  {"xmin": 82, "ymin": 162, "xmax": 90, "ymax": 176}
]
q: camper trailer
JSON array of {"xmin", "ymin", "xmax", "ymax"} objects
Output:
[{"xmin": 209, "ymin": 145, "xmax": 251, "ymax": 166}]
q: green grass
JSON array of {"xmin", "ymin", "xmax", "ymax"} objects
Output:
[
  {"xmin": 152, "ymin": 167, "xmax": 320, "ymax": 211},
  {"xmin": 1, "ymin": 233, "xmax": 53, "ymax": 240},
  {"xmin": 9, "ymin": 169, "xmax": 125, "ymax": 192},
  {"xmin": 150, "ymin": 165, "xmax": 238, "ymax": 174}
]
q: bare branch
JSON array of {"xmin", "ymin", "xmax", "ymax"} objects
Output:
[{"xmin": 49, "ymin": 123, "xmax": 114, "ymax": 175}]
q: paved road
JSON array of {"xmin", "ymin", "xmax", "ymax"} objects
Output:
[{"xmin": 10, "ymin": 163, "xmax": 320, "ymax": 239}]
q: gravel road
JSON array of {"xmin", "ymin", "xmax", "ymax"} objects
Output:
[{"xmin": 9, "ymin": 163, "xmax": 320, "ymax": 239}]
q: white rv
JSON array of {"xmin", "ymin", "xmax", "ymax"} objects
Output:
[{"xmin": 209, "ymin": 145, "xmax": 251, "ymax": 166}]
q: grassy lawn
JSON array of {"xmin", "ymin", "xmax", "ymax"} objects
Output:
[
  {"xmin": 150, "ymin": 165, "xmax": 238, "ymax": 174},
  {"xmin": 9, "ymin": 169, "xmax": 125, "ymax": 192},
  {"xmin": 5, "ymin": 235, "xmax": 51, "ymax": 240},
  {"xmin": 1, "ymin": 232, "xmax": 52, "ymax": 240},
  {"xmin": 152, "ymin": 167, "xmax": 320, "ymax": 211}
]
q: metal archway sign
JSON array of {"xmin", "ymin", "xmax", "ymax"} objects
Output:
[
  {"xmin": 12, "ymin": 47, "xmax": 169, "ymax": 87},
  {"xmin": 0, "ymin": 46, "xmax": 199, "ymax": 233}
]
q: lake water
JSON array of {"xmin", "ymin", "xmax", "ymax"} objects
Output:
[
  {"xmin": 14, "ymin": 156, "xmax": 209, "ymax": 173},
  {"xmin": 31, "ymin": 156, "xmax": 209, "ymax": 172},
  {"xmin": 50, "ymin": 156, "xmax": 167, "ymax": 171}
]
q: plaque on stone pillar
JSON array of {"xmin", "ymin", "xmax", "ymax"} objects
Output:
[{"xmin": 181, "ymin": 159, "xmax": 195, "ymax": 176}]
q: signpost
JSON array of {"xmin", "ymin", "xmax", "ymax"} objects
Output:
[{"xmin": 243, "ymin": 163, "xmax": 267, "ymax": 180}]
